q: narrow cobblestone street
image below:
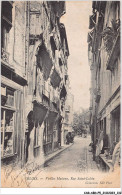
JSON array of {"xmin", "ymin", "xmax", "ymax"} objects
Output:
[
  {"xmin": 44, "ymin": 135, "xmax": 98, "ymax": 173},
  {"xmin": 25, "ymin": 135, "xmax": 101, "ymax": 188}
]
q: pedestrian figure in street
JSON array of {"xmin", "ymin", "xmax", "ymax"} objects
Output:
[
  {"xmin": 70, "ymin": 132, "xmax": 74, "ymax": 143},
  {"xmin": 66, "ymin": 132, "xmax": 70, "ymax": 144},
  {"xmin": 66, "ymin": 132, "xmax": 74, "ymax": 144}
]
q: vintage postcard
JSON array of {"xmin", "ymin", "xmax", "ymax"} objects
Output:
[{"xmin": 1, "ymin": 1, "xmax": 121, "ymax": 188}]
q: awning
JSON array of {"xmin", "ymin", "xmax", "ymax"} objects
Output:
[
  {"xmin": 27, "ymin": 111, "xmax": 34, "ymax": 132},
  {"xmin": 88, "ymin": 42, "xmax": 92, "ymax": 51},
  {"xmin": 50, "ymin": 68, "xmax": 61, "ymax": 88},
  {"xmin": 1, "ymin": 61, "xmax": 27, "ymax": 86},
  {"xmin": 87, "ymin": 30, "xmax": 94, "ymax": 43},
  {"xmin": 33, "ymin": 100, "xmax": 48, "ymax": 126},
  {"xmin": 42, "ymin": 50, "xmax": 52, "ymax": 81},
  {"xmin": 57, "ymin": 1, "xmax": 66, "ymax": 17},
  {"xmin": 92, "ymin": 1, "xmax": 100, "ymax": 11},
  {"xmin": 37, "ymin": 44, "xmax": 53, "ymax": 81},
  {"xmin": 59, "ymin": 57, "xmax": 63, "ymax": 66},
  {"xmin": 51, "ymin": 1, "xmax": 66, "ymax": 18},
  {"xmin": 48, "ymin": 111, "xmax": 58, "ymax": 122},
  {"xmin": 50, "ymin": 34, "xmax": 57, "ymax": 51},
  {"xmin": 59, "ymin": 23, "xmax": 69, "ymax": 56},
  {"xmin": 60, "ymin": 84, "xmax": 67, "ymax": 99},
  {"xmin": 65, "ymin": 75, "xmax": 68, "ymax": 81},
  {"xmin": 92, "ymin": 1, "xmax": 106, "ymax": 13},
  {"xmin": 89, "ymin": 13, "xmax": 96, "ymax": 29},
  {"xmin": 97, "ymin": 15, "xmax": 104, "ymax": 32},
  {"xmin": 92, "ymin": 1, "xmax": 96, "ymax": 10},
  {"xmin": 2, "ymin": 1, "xmax": 13, "ymax": 26}
]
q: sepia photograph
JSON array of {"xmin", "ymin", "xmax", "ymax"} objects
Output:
[{"xmin": 1, "ymin": 0, "xmax": 121, "ymax": 189}]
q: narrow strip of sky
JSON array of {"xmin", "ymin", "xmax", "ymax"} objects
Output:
[{"xmin": 61, "ymin": 1, "xmax": 92, "ymax": 112}]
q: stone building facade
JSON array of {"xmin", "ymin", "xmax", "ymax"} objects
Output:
[
  {"xmin": 88, "ymin": 1, "xmax": 120, "ymax": 163},
  {"xmin": 1, "ymin": 1, "xmax": 70, "ymax": 168},
  {"xmin": 1, "ymin": 1, "xmax": 28, "ymax": 167}
]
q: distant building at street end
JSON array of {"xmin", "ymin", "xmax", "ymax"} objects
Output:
[{"xmin": 62, "ymin": 91, "xmax": 74, "ymax": 145}]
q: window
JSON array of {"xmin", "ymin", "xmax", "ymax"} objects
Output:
[
  {"xmin": 1, "ymin": 23, "xmax": 9, "ymax": 51},
  {"xmin": 110, "ymin": 106, "xmax": 120, "ymax": 153},
  {"xmin": 111, "ymin": 106, "xmax": 120, "ymax": 143},
  {"xmin": 1, "ymin": 84, "xmax": 23, "ymax": 159},
  {"xmin": 1, "ymin": 22, "xmax": 10, "ymax": 63},
  {"xmin": 1, "ymin": 109, "xmax": 14, "ymax": 157},
  {"xmin": 43, "ymin": 119, "xmax": 52, "ymax": 144},
  {"xmin": 50, "ymin": 35, "xmax": 56, "ymax": 58},
  {"xmin": 2, "ymin": 2, "xmax": 13, "ymax": 25},
  {"xmin": 47, "ymin": 133, "xmax": 52, "ymax": 143},
  {"xmin": 1, "ymin": 85, "xmax": 15, "ymax": 158},
  {"xmin": 1, "ymin": 1, "xmax": 13, "ymax": 47},
  {"xmin": 53, "ymin": 130, "xmax": 57, "ymax": 142},
  {"xmin": 34, "ymin": 125, "xmax": 40, "ymax": 147},
  {"xmin": 1, "ymin": 2, "xmax": 13, "ymax": 62}
]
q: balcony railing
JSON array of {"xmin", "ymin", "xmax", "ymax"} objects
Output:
[{"xmin": 1, "ymin": 48, "xmax": 9, "ymax": 63}]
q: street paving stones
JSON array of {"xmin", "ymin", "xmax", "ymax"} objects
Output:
[{"xmin": 43, "ymin": 135, "xmax": 98, "ymax": 172}]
